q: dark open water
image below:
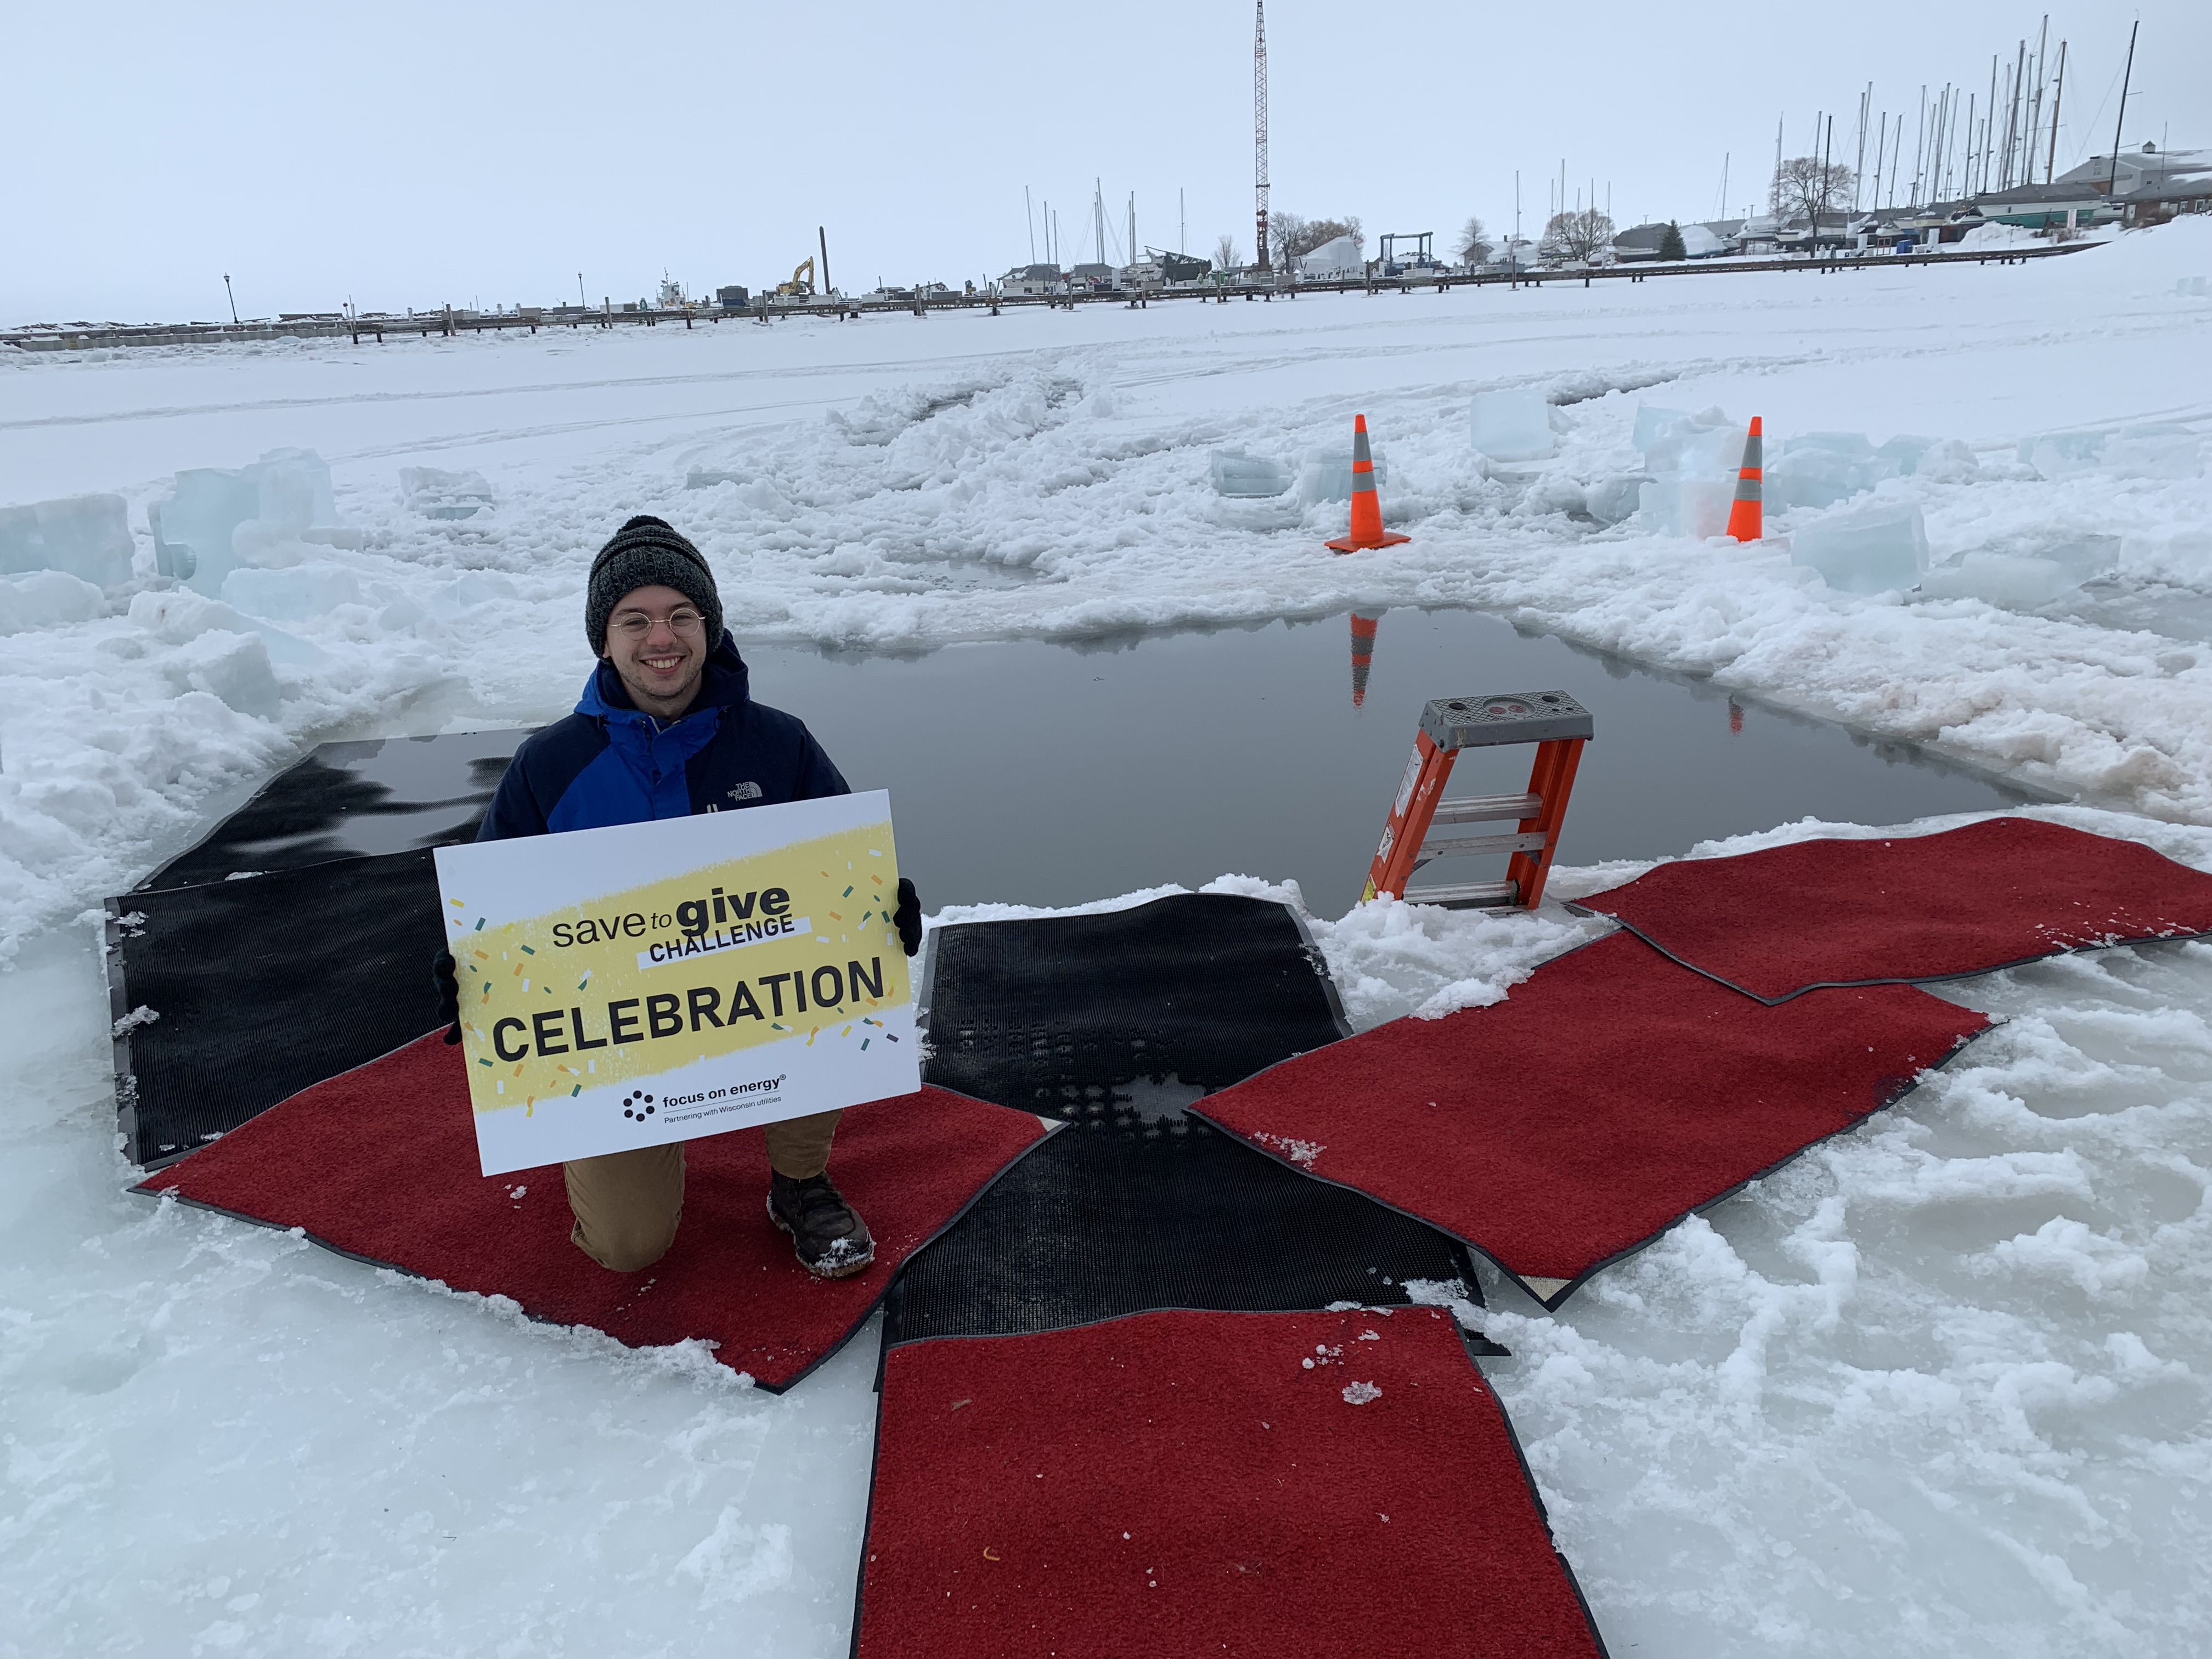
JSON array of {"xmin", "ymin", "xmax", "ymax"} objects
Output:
[{"xmin": 157, "ymin": 607, "xmax": 2050, "ymax": 916}]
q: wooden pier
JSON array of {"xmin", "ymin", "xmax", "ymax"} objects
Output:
[{"xmin": 2, "ymin": 241, "xmax": 2094, "ymax": 354}]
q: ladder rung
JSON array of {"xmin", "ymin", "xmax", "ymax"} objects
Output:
[
  {"xmin": 1417, "ymin": 830, "xmax": 1550, "ymax": 860},
  {"xmin": 1400, "ymin": 879, "xmax": 1520, "ymax": 909},
  {"xmin": 1429, "ymin": 793, "xmax": 1543, "ymax": 826}
]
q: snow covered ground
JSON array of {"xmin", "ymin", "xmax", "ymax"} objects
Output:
[{"xmin": 4, "ymin": 223, "xmax": 2211, "ymax": 1655}]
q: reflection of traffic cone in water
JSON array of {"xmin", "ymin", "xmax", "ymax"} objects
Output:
[
  {"xmin": 1349, "ymin": 611, "xmax": 1381, "ymax": 706},
  {"xmin": 1725, "ymin": 417, "xmax": 1763, "ymax": 542},
  {"xmin": 1327, "ymin": 415, "xmax": 1411, "ymax": 553},
  {"xmin": 1728, "ymin": 698, "xmax": 1744, "ymax": 734}
]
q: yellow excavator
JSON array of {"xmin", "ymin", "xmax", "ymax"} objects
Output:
[{"xmin": 773, "ymin": 257, "xmax": 816, "ymax": 299}]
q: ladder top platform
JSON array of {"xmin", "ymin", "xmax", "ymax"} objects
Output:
[{"xmin": 1419, "ymin": 691, "xmax": 1594, "ymax": 752}]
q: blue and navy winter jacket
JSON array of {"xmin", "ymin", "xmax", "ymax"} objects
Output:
[{"xmin": 477, "ymin": 635, "xmax": 848, "ymax": 842}]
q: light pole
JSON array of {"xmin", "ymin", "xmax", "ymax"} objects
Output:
[{"xmin": 223, "ymin": 274, "xmax": 238, "ymax": 324}]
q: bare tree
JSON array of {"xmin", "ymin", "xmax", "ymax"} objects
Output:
[
  {"xmin": 1539, "ymin": 208, "xmax": 1615, "ymax": 263},
  {"xmin": 1304, "ymin": 216, "xmax": 1362, "ymax": 252},
  {"xmin": 1457, "ymin": 216, "xmax": 1493, "ymax": 264},
  {"xmin": 1769, "ymin": 156, "xmax": 1857, "ymax": 231},
  {"xmin": 1270, "ymin": 212, "xmax": 1363, "ymax": 267},
  {"xmin": 1212, "ymin": 234, "xmax": 1242, "ymax": 272}
]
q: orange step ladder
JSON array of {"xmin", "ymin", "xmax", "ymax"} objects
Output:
[{"xmin": 1362, "ymin": 691, "xmax": 1594, "ymax": 909}]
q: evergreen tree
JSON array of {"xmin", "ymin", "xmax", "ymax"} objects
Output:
[{"xmin": 1658, "ymin": 221, "xmax": 1688, "ymax": 261}]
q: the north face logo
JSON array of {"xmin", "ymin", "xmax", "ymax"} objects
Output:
[{"xmin": 727, "ymin": 782, "xmax": 763, "ymax": 803}]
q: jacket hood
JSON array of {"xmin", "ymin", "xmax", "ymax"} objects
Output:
[{"xmin": 577, "ymin": 630, "xmax": 751, "ymax": 723}]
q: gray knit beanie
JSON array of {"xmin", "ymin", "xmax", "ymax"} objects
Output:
[{"xmin": 585, "ymin": 516, "xmax": 724, "ymax": 652}]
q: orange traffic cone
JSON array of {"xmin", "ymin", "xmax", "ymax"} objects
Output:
[
  {"xmin": 1327, "ymin": 415, "xmax": 1410, "ymax": 553},
  {"xmin": 1724, "ymin": 417, "xmax": 1763, "ymax": 542},
  {"xmin": 1348, "ymin": 611, "xmax": 1381, "ymax": 706}
]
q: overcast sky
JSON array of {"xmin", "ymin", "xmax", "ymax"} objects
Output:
[{"xmin": 7, "ymin": 0, "xmax": 2206, "ymax": 324}]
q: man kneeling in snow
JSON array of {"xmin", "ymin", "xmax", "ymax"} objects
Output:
[{"xmin": 432, "ymin": 515, "xmax": 922, "ymax": 1278}]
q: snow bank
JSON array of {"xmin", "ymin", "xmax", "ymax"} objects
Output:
[{"xmin": 2032, "ymin": 215, "xmax": 2212, "ymax": 298}]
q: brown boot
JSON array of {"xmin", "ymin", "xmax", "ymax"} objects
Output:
[{"xmin": 766, "ymin": 1172, "xmax": 875, "ymax": 1279}]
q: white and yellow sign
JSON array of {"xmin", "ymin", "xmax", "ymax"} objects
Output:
[{"xmin": 432, "ymin": 791, "xmax": 918, "ymax": 1176}]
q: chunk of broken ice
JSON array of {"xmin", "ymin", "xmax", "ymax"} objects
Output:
[
  {"xmin": 0, "ymin": 494, "xmax": 136, "ymax": 589},
  {"xmin": 1791, "ymin": 502, "xmax": 1929, "ymax": 595},
  {"xmin": 2019, "ymin": 428, "xmax": 2104, "ymax": 478},
  {"xmin": 249, "ymin": 622, "xmax": 328, "ymax": 669},
  {"xmin": 1636, "ymin": 475, "xmax": 1737, "ymax": 539},
  {"xmin": 2038, "ymin": 533, "xmax": 2123, "ymax": 586},
  {"xmin": 1628, "ymin": 404, "xmax": 1749, "ymax": 535},
  {"xmin": 252, "ymin": 448, "xmax": 334, "ymax": 533},
  {"xmin": 1767, "ymin": 433, "xmax": 1894, "ymax": 511},
  {"xmin": 0, "ymin": 569, "xmax": 105, "ymax": 635},
  {"xmin": 1876, "ymin": 434, "xmax": 1937, "ymax": 473},
  {"xmin": 1632, "ymin": 405, "xmax": 1739, "ymax": 475},
  {"xmin": 1469, "ymin": 390, "xmax": 1555, "ymax": 461},
  {"xmin": 1786, "ymin": 431, "xmax": 1878, "ymax": 461},
  {"xmin": 1918, "ymin": 553, "xmax": 2073, "ymax": 608},
  {"xmin": 2022, "ymin": 425, "xmax": 2204, "ymax": 482},
  {"xmin": 1298, "ymin": 446, "xmax": 1390, "ymax": 506},
  {"xmin": 166, "ymin": 629, "xmax": 283, "ymax": 719},
  {"xmin": 128, "ymin": 585, "xmax": 323, "ymax": 678},
  {"xmin": 400, "ymin": 466, "xmax": 497, "ymax": 519},
  {"xmin": 1920, "ymin": 534, "xmax": 2119, "ymax": 608},
  {"xmin": 1633, "ymin": 413, "xmax": 1748, "ymax": 520},
  {"xmin": 127, "ymin": 590, "xmax": 283, "ymax": 716},
  {"xmin": 1206, "ymin": 494, "xmax": 1302, "ymax": 531},
  {"xmin": 1631, "ymin": 405, "xmax": 1692, "ymax": 454},
  {"xmin": 2103, "ymin": 426, "xmax": 2204, "ymax": 481},
  {"xmin": 151, "ymin": 450, "xmax": 346, "ymax": 596},
  {"xmin": 1875, "ymin": 434, "xmax": 1976, "ymax": 479},
  {"xmin": 430, "ymin": 572, "xmax": 521, "ymax": 617},
  {"xmin": 150, "ymin": 470, "xmax": 256, "ymax": 588},
  {"xmin": 1583, "ymin": 475, "xmax": 1649, "ymax": 526},
  {"xmin": 1767, "ymin": 450, "xmax": 1863, "ymax": 511},
  {"xmin": 221, "ymin": 565, "xmax": 362, "ymax": 622},
  {"xmin": 1207, "ymin": 450, "xmax": 1294, "ymax": 499}
]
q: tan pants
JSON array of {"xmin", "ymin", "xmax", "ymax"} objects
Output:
[{"xmin": 562, "ymin": 1110, "xmax": 843, "ymax": 1272}]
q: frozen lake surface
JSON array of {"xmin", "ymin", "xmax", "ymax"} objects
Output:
[{"xmin": 4, "ymin": 223, "xmax": 2210, "ymax": 1656}]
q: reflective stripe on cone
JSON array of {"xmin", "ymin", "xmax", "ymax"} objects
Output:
[{"xmin": 1725, "ymin": 416, "xmax": 1763, "ymax": 542}]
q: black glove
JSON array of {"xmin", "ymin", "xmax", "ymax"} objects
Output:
[
  {"xmin": 431, "ymin": 947, "xmax": 462, "ymax": 1044},
  {"xmin": 894, "ymin": 877, "xmax": 923, "ymax": 958}
]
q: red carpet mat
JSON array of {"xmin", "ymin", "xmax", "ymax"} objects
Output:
[
  {"xmin": 137, "ymin": 1032, "xmax": 1046, "ymax": 1391},
  {"xmin": 1194, "ymin": 933, "xmax": 1988, "ymax": 1306},
  {"xmin": 855, "ymin": 1307, "xmax": 1605, "ymax": 1659},
  {"xmin": 1575, "ymin": 817, "xmax": 2212, "ymax": 1003}
]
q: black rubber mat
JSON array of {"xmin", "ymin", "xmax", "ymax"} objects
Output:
[
  {"xmin": 109, "ymin": 850, "xmax": 447, "ymax": 1167},
  {"xmin": 921, "ymin": 892, "xmax": 1351, "ymax": 1109},
  {"xmin": 889, "ymin": 895, "xmax": 1496, "ymax": 1346},
  {"xmin": 143, "ymin": 730, "xmax": 528, "ymax": 889},
  {"xmin": 883, "ymin": 1122, "xmax": 1487, "ymax": 1341}
]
